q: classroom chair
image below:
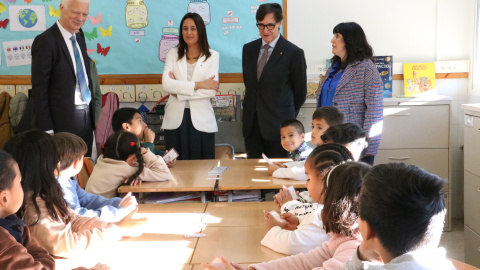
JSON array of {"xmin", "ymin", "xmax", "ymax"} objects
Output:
[
  {"xmin": 76, "ymin": 157, "xmax": 95, "ymax": 189},
  {"xmin": 215, "ymin": 143, "xmax": 235, "ymax": 160}
]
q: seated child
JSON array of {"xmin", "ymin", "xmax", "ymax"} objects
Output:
[
  {"xmin": 202, "ymin": 161, "xmax": 370, "ymax": 269},
  {"xmin": 268, "ymin": 106, "xmax": 344, "ymax": 180},
  {"xmin": 262, "ymin": 144, "xmax": 356, "ymax": 255},
  {"xmin": 320, "ymin": 123, "xmax": 368, "ymax": 161},
  {"xmin": 53, "ymin": 132, "xmax": 137, "ymax": 222},
  {"xmin": 344, "ymin": 163, "xmax": 455, "ymax": 269},
  {"xmin": 274, "ymin": 122, "xmax": 368, "ymax": 218},
  {"xmin": 0, "ymin": 150, "xmax": 54, "ymax": 269},
  {"xmin": 280, "ymin": 119, "xmax": 312, "ymax": 162},
  {"xmin": 3, "ymin": 130, "xmax": 146, "ymax": 258},
  {"xmin": 86, "ymin": 130, "xmax": 172, "ymax": 198},
  {"xmin": 112, "ymin": 108, "xmax": 176, "ymax": 167}
]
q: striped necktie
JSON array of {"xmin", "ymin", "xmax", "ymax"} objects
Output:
[
  {"xmin": 257, "ymin": 44, "xmax": 271, "ymax": 80},
  {"xmin": 70, "ymin": 35, "xmax": 91, "ymax": 104}
]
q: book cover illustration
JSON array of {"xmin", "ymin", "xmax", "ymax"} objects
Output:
[
  {"xmin": 403, "ymin": 63, "xmax": 436, "ymax": 97},
  {"xmin": 373, "ymin": 56, "xmax": 393, "ymax": 98},
  {"xmin": 307, "ymin": 74, "xmax": 321, "ymax": 100}
]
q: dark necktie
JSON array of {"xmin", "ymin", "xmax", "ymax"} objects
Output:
[
  {"xmin": 257, "ymin": 44, "xmax": 271, "ymax": 79},
  {"xmin": 70, "ymin": 35, "xmax": 91, "ymax": 104}
]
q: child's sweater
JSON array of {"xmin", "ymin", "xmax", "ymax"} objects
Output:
[
  {"xmin": 0, "ymin": 215, "xmax": 54, "ymax": 270},
  {"xmin": 261, "ymin": 206, "xmax": 331, "ymax": 255},
  {"xmin": 86, "ymin": 148, "xmax": 172, "ymax": 198},
  {"xmin": 24, "ymin": 197, "xmax": 123, "ymax": 258},
  {"xmin": 58, "ymin": 176, "xmax": 129, "ymax": 222},
  {"xmin": 343, "ymin": 247, "xmax": 456, "ymax": 270},
  {"xmin": 272, "ymin": 160, "xmax": 307, "ymax": 181},
  {"xmin": 252, "ymin": 233, "xmax": 362, "ymax": 270}
]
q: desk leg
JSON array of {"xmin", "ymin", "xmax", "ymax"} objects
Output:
[
  {"xmin": 228, "ymin": 191, "xmax": 233, "ymax": 202},
  {"xmin": 201, "ymin": 192, "xmax": 206, "ymax": 203}
]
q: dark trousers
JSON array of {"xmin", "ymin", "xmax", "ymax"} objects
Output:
[
  {"xmin": 165, "ymin": 108, "xmax": 215, "ymax": 160},
  {"xmin": 72, "ymin": 105, "xmax": 93, "ymax": 157},
  {"xmin": 244, "ymin": 113, "xmax": 288, "ymax": 159}
]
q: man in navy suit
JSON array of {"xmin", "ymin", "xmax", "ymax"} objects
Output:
[
  {"xmin": 31, "ymin": 0, "xmax": 95, "ymax": 156},
  {"xmin": 242, "ymin": 3, "xmax": 307, "ymax": 159}
]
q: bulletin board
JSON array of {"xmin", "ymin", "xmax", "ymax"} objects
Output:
[{"xmin": 0, "ymin": 0, "xmax": 286, "ymax": 81}]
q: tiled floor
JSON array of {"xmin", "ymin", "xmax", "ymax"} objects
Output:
[{"xmin": 439, "ymin": 218, "xmax": 465, "ymax": 262}]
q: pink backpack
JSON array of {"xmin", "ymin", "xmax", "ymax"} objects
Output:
[{"xmin": 95, "ymin": 92, "xmax": 119, "ymax": 154}]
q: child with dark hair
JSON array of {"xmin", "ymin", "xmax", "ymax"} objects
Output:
[
  {"xmin": 344, "ymin": 163, "xmax": 454, "ymax": 269},
  {"xmin": 261, "ymin": 144, "xmax": 359, "ymax": 256},
  {"xmin": 0, "ymin": 150, "xmax": 54, "ymax": 269},
  {"xmin": 279, "ymin": 119, "xmax": 312, "ymax": 162},
  {"xmin": 268, "ymin": 106, "xmax": 344, "ymax": 180},
  {"xmin": 321, "ymin": 123, "xmax": 368, "ymax": 161},
  {"xmin": 54, "ymin": 132, "xmax": 137, "ymax": 222},
  {"xmin": 112, "ymin": 107, "xmax": 176, "ymax": 167},
  {"xmin": 203, "ymin": 161, "xmax": 369, "ymax": 269},
  {"xmin": 86, "ymin": 130, "xmax": 171, "ymax": 198},
  {"xmin": 3, "ymin": 130, "xmax": 146, "ymax": 258}
]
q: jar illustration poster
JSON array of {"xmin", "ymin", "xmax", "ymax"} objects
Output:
[
  {"xmin": 126, "ymin": 0, "xmax": 148, "ymax": 29},
  {"xmin": 0, "ymin": 0, "xmax": 284, "ymax": 75},
  {"xmin": 187, "ymin": 0, "xmax": 210, "ymax": 25}
]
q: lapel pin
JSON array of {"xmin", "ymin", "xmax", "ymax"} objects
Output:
[{"xmin": 280, "ymin": 52, "xmax": 283, "ymax": 55}]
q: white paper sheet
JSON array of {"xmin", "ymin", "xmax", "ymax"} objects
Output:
[
  {"xmin": 3, "ymin": 39, "xmax": 33, "ymax": 67},
  {"xmin": 9, "ymin": 5, "xmax": 46, "ymax": 32}
]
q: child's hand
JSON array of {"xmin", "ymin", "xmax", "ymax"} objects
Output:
[
  {"xmin": 141, "ymin": 147, "xmax": 148, "ymax": 155},
  {"xmin": 281, "ymin": 212, "xmax": 300, "ymax": 231},
  {"xmin": 125, "ymin": 177, "xmax": 142, "ymax": 186},
  {"xmin": 90, "ymin": 263, "xmax": 111, "ymax": 270},
  {"xmin": 168, "ymin": 71, "xmax": 176, "ymax": 80},
  {"xmin": 201, "ymin": 256, "xmax": 247, "ymax": 270},
  {"xmin": 358, "ymin": 241, "xmax": 383, "ymax": 263},
  {"xmin": 273, "ymin": 187, "xmax": 293, "ymax": 208},
  {"xmin": 119, "ymin": 192, "xmax": 137, "ymax": 210},
  {"xmin": 143, "ymin": 127, "xmax": 155, "ymax": 143},
  {"xmin": 273, "ymin": 162, "xmax": 287, "ymax": 168},
  {"xmin": 267, "ymin": 163, "xmax": 280, "ymax": 175},
  {"xmin": 113, "ymin": 206, "xmax": 147, "ymax": 236},
  {"xmin": 263, "ymin": 210, "xmax": 286, "ymax": 231}
]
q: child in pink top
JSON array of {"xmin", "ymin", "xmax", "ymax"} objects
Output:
[{"xmin": 202, "ymin": 155, "xmax": 371, "ymax": 270}]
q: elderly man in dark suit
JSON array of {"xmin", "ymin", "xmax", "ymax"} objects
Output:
[
  {"xmin": 31, "ymin": 0, "xmax": 95, "ymax": 156},
  {"xmin": 242, "ymin": 3, "xmax": 307, "ymax": 159}
]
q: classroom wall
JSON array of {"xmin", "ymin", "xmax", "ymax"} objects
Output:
[{"xmin": 287, "ymin": 0, "xmax": 475, "ymax": 219}]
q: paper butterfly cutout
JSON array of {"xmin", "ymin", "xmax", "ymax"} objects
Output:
[
  {"xmin": 24, "ymin": 0, "xmax": 31, "ymax": 3},
  {"xmin": 42, "ymin": 0, "xmax": 52, "ymax": 2},
  {"xmin": 97, "ymin": 43, "xmax": 110, "ymax": 56},
  {"xmin": 88, "ymin": 13, "xmax": 102, "ymax": 25},
  {"xmin": 99, "ymin": 26, "xmax": 112, "ymax": 37},
  {"xmin": 0, "ymin": 19, "xmax": 9, "ymax": 29},
  {"xmin": 5, "ymin": 0, "xmax": 16, "ymax": 3},
  {"xmin": 49, "ymin": 5, "xmax": 60, "ymax": 17},
  {"xmin": 86, "ymin": 48, "xmax": 95, "ymax": 55},
  {"xmin": 0, "ymin": 3, "xmax": 6, "ymax": 14},
  {"xmin": 84, "ymin": 27, "xmax": 97, "ymax": 41}
]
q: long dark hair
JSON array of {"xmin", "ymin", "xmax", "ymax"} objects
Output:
[
  {"xmin": 177, "ymin": 12, "xmax": 211, "ymax": 61},
  {"xmin": 3, "ymin": 130, "xmax": 72, "ymax": 225},
  {"xmin": 102, "ymin": 131, "xmax": 144, "ymax": 184},
  {"xmin": 321, "ymin": 162, "xmax": 371, "ymax": 237},
  {"xmin": 331, "ymin": 22, "xmax": 374, "ymax": 69}
]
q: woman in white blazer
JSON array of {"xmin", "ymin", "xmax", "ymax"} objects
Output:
[{"xmin": 161, "ymin": 12, "xmax": 219, "ymax": 160}]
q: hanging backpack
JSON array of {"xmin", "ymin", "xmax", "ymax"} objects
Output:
[{"xmin": 95, "ymin": 92, "xmax": 119, "ymax": 155}]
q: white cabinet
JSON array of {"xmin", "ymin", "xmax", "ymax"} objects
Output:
[
  {"xmin": 462, "ymin": 104, "xmax": 480, "ymax": 268},
  {"xmin": 375, "ymin": 100, "xmax": 451, "ymax": 231}
]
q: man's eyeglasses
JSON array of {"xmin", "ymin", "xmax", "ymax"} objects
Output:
[{"xmin": 256, "ymin": 23, "xmax": 277, "ymax": 30}]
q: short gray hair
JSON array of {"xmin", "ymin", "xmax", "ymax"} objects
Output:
[{"xmin": 61, "ymin": 0, "xmax": 90, "ymax": 9}]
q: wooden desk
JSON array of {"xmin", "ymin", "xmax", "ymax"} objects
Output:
[
  {"xmin": 118, "ymin": 160, "xmax": 221, "ymax": 202},
  {"xmin": 203, "ymin": 201, "xmax": 277, "ymax": 227},
  {"xmin": 217, "ymin": 159, "xmax": 306, "ymax": 201},
  {"xmin": 55, "ymin": 203, "xmax": 208, "ymax": 269}
]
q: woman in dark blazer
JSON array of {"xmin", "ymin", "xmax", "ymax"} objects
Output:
[
  {"xmin": 161, "ymin": 13, "xmax": 219, "ymax": 160},
  {"xmin": 316, "ymin": 22, "xmax": 383, "ymax": 165}
]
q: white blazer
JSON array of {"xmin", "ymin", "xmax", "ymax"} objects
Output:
[{"xmin": 161, "ymin": 47, "xmax": 219, "ymax": 133}]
